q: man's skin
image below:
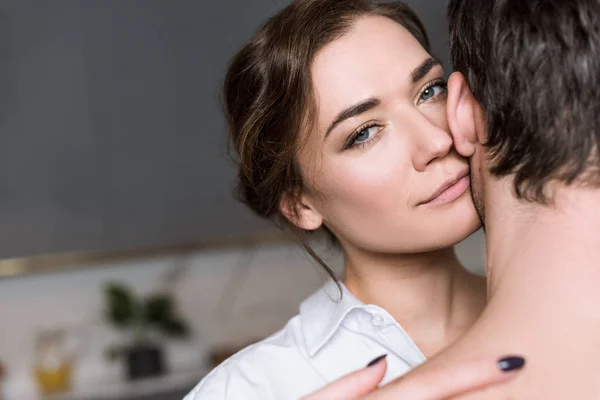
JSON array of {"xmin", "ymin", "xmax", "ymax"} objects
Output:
[{"xmin": 307, "ymin": 0, "xmax": 600, "ymax": 398}]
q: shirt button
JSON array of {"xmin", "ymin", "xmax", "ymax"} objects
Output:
[{"xmin": 371, "ymin": 315, "xmax": 385, "ymax": 326}]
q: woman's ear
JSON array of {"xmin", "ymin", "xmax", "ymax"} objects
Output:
[
  {"xmin": 279, "ymin": 191, "xmax": 323, "ymax": 231},
  {"xmin": 447, "ymin": 72, "xmax": 479, "ymax": 158}
]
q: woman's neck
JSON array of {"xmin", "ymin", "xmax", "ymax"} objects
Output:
[{"xmin": 343, "ymin": 247, "xmax": 486, "ymax": 357}]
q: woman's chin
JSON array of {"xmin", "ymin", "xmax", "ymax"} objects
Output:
[{"xmin": 419, "ymin": 199, "xmax": 482, "ymax": 250}]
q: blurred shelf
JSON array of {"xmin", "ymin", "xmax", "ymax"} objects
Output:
[{"xmin": 0, "ymin": 229, "xmax": 289, "ymax": 279}]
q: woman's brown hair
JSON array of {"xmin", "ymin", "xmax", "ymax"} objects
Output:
[{"xmin": 223, "ymin": 0, "xmax": 430, "ymax": 279}]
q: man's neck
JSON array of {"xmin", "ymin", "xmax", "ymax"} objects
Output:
[
  {"xmin": 466, "ymin": 180, "xmax": 600, "ymax": 397},
  {"xmin": 485, "ymin": 181, "xmax": 600, "ymax": 313}
]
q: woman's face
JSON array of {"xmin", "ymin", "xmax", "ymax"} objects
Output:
[{"xmin": 295, "ymin": 15, "xmax": 480, "ymax": 254}]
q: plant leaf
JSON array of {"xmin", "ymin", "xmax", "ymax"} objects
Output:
[
  {"xmin": 144, "ymin": 294, "xmax": 174, "ymax": 325},
  {"xmin": 105, "ymin": 283, "xmax": 137, "ymax": 328},
  {"xmin": 158, "ymin": 318, "xmax": 190, "ymax": 338}
]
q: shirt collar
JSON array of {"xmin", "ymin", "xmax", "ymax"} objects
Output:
[{"xmin": 299, "ymin": 279, "xmax": 365, "ymax": 357}]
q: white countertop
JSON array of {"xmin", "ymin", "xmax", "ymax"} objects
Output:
[{"xmin": 45, "ymin": 368, "xmax": 208, "ymax": 400}]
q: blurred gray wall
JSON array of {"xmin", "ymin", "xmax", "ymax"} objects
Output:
[{"xmin": 0, "ymin": 0, "xmax": 449, "ymax": 259}]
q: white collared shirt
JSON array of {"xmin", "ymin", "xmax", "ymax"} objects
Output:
[{"xmin": 184, "ymin": 279, "xmax": 426, "ymax": 400}]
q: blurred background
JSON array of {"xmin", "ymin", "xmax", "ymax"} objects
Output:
[{"xmin": 0, "ymin": 0, "xmax": 485, "ymax": 399}]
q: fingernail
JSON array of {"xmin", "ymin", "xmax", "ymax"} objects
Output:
[
  {"xmin": 498, "ymin": 356, "xmax": 526, "ymax": 372},
  {"xmin": 366, "ymin": 354, "xmax": 387, "ymax": 367}
]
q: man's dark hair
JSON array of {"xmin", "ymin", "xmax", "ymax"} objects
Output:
[{"xmin": 448, "ymin": 0, "xmax": 600, "ymax": 203}]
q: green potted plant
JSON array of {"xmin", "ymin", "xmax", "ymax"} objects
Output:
[{"xmin": 103, "ymin": 282, "xmax": 190, "ymax": 380}]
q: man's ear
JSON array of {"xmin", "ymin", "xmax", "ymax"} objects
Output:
[
  {"xmin": 447, "ymin": 72, "xmax": 479, "ymax": 158},
  {"xmin": 279, "ymin": 191, "xmax": 323, "ymax": 231}
]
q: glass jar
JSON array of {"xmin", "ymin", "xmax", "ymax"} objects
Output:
[{"xmin": 32, "ymin": 329, "xmax": 74, "ymax": 396}]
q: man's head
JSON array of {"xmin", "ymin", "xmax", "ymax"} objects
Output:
[{"xmin": 445, "ymin": 0, "xmax": 600, "ymax": 221}]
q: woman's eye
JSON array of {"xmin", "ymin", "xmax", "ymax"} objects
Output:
[
  {"xmin": 419, "ymin": 83, "xmax": 446, "ymax": 102},
  {"xmin": 353, "ymin": 125, "xmax": 378, "ymax": 143}
]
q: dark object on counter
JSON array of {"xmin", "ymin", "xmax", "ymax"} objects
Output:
[{"xmin": 126, "ymin": 344, "xmax": 166, "ymax": 380}]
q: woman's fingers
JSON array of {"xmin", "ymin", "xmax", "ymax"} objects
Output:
[
  {"xmin": 300, "ymin": 354, "xmax": 388, "ymax": 400},
  {"xmin": 300, "ymin": 353, "xmax": 525, "ymax": 400},
  {"xmin": 364, "ymin": 355, "xmax": 525, "ymax": 400}
]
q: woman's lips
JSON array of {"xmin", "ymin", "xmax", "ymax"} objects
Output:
[{"xmin": 420, "ymin": 173, "xmax": 470, "ymax": 206}]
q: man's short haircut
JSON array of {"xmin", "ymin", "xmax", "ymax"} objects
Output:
[{"xmin": 448, "ymin": 0, "xmax": 600, "ymax": 203}]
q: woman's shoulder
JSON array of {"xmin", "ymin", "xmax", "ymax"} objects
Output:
[
  {"xmin": 184, "ymin": 315, "xmax": 321, "ymax": 400},
  {"xmin": 184, "ymin": 281, "xmax": 355, "ymax": 399}
]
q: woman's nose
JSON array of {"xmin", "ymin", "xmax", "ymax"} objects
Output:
[{"xmin": 410, "ymin": 117, "xmax": 453, "ymax": 172}]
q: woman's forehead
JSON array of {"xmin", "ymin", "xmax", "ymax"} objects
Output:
[{"xmin": 310, "ymin": 16, "xmax": 431, "ymax": 127}]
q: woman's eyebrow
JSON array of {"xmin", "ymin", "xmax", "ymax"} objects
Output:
[
  {"xmin": 323, "ymin": 58, "xmax": 441, "ymax": 140},
  {"xmin": 324, "ymin": 98, "xmax": 381, "ymax": 138},
  {"xmin": 411, "ymin": 57, "xmax": 441, "ymax": 83}
]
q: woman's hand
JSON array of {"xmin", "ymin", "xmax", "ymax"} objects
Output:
[{"xmin": 300, "ymin": 354, "xmax": 525, "ymax": 400}]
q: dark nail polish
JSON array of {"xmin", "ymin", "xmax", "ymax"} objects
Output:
[
  {"xmin": 366, "ymin": 354, "xmax": 387, "ymax": 367},
  {"xmin": 498, "ymin": 356, "xmax": 526, "ymax": 372}
]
